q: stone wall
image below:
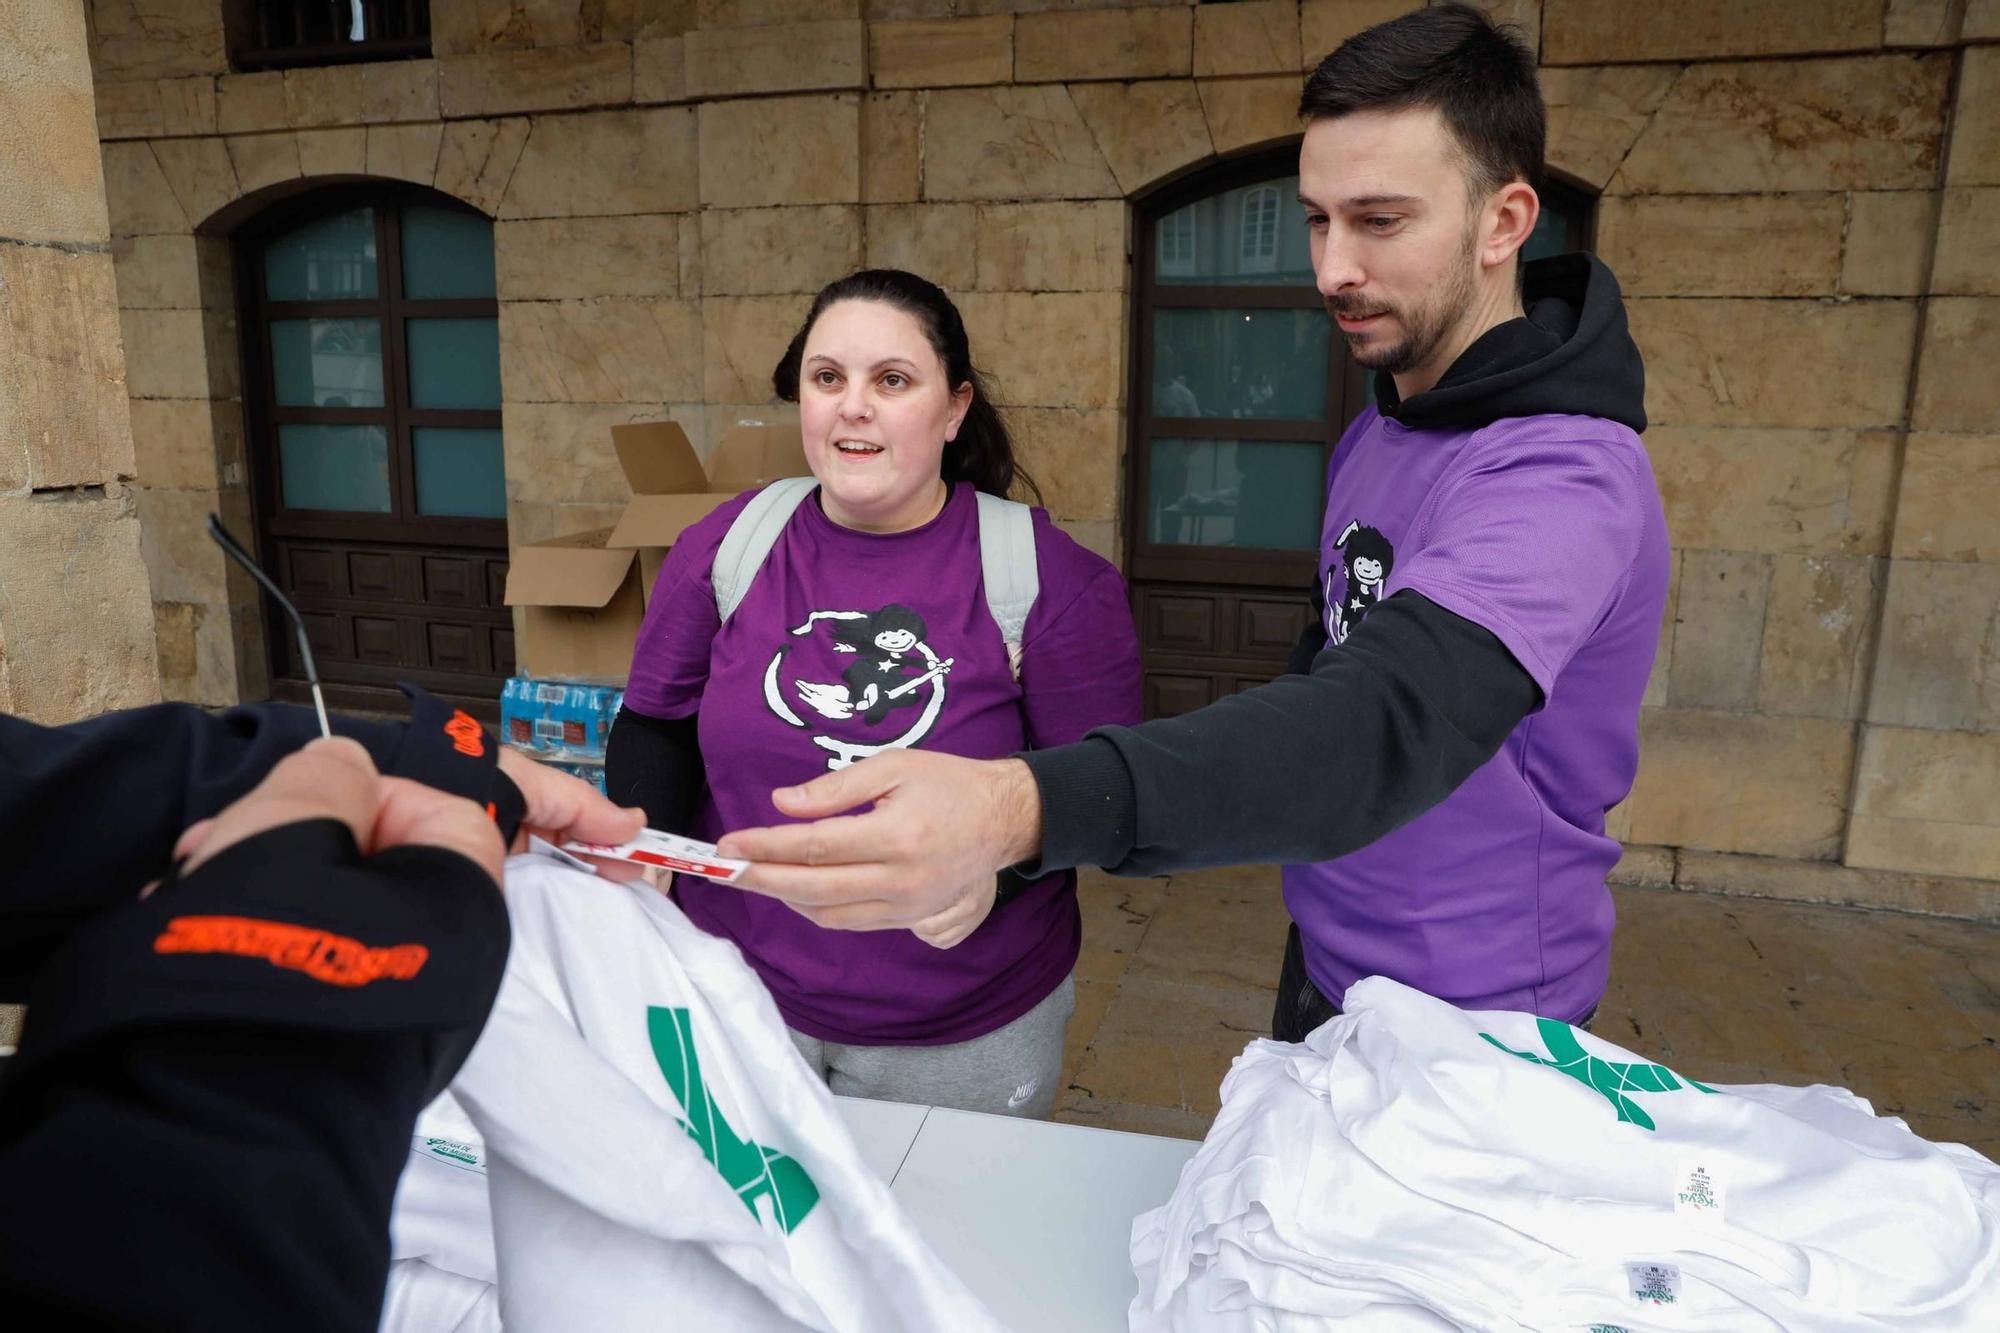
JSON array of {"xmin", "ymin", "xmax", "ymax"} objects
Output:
[
  {"xmin": 0, "ymin": 1, "xmax": 157, "ymax": 726},
  {"xmin": 80, "ymin": 0, "xmax": 1999, "ymax": 903}
]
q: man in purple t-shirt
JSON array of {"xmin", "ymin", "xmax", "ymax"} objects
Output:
[{"xmin": 721, "ymin": 5, "xmax": 1668, "ymax": 1034}]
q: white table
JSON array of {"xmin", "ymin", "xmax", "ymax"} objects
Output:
[{"xmin": 835, "ymin": 1097, "xmax": 1200, "ymax": 1333}]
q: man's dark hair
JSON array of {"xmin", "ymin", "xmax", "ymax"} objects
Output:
[{"xmin": 1298, "ymin": 2, "xmax": 1544, "ymax": 201}]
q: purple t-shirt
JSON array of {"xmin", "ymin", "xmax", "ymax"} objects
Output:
[
  {"xmin": 1285, "ymin": 406, "xmax": 1669, "ymax": 1022},
  {"xmin": 626, "ymin": 482, "xmax": 1142, "ymax": 1045}
]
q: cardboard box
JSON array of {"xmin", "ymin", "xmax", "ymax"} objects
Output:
[{"xmin": 504, "ymin": 420, "xmax": 812, "ymax": 679}]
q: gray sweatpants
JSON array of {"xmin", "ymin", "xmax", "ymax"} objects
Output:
[{"xmin": 787, "ymin": 973, "xmax": 1076, "ymax": 1120}]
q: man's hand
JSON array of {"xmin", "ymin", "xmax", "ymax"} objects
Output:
[
  {"xmin": 716, "ymin": 751, "xmax": 1043, "ymax": 936},
  {"xmin": 176, "ymin": 737, "xmax": 509, "ymax": 883},
  {"xmin": 910, "ymin": 873, "xmax": 999, "ymax": 949},
  {"xmin": 496, "ymin": 745, "xmax": 646, "ymax": 854}
]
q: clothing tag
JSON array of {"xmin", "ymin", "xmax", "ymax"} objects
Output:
[
  {"xmin": 1626, "ymin": 1261, "xmax": 1681, "ymax": 1307},
  {"xmin": 414, "ymin": 1132, "xmax": 487, "ymax": 1174},
  {"xmin": 1674, "ymin": 1158, "xmax": 1727, "ymax": 1222},
  {"xmin": 564, "ymin": 828, "xmax": 750, "ymax": 884},
  {"xmin": 528, "ymin": 833, "xmax": 601, "ymax": 874}
]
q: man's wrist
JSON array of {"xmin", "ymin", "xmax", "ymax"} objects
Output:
[{"xmin": 990, "ymin": 756, "xmax": 1044, "ymax": 868}]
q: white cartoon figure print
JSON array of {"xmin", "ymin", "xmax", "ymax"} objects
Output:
[
  {"xmin": 762, "ymin": 603, "xmax": 954, "ymax": 769},
  {"xmin": 1326, "ymin": 519, "xmax": 1395, "ymax": 644}
]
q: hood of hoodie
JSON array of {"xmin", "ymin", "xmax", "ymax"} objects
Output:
[{"xmin": 1372, "ymin": 252, "xmax": 1647, "ymax": 434}]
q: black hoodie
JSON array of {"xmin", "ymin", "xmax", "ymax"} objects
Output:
[{"xmin": 1021, "ymin": 253, "xmax": 1649, "ymax": 877}]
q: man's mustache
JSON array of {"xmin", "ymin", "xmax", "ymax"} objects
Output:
[{"xmin": 1325, "ymin": 297, "xmax": 1393, "ymax": 320}]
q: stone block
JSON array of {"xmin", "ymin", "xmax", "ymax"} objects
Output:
[
  {"xmin": 500, "ymin": 107, "xmax": 698, "ymax": 218},
  {"xmin": 1894, "ymin": 434, "xmax": 2000, "ymax": 563},
  {"xmin": 1622, "ymin": 707, "xmax": 1856, "ymax": 861},
  {"xmin": 365, "ymin": 124, "xmax": 445, "ymax": 186},
  {"xmin": 633, "ymin": 36, "xmax": 687, "ymax": 103},
  {"xmin": 923, "ymin": 86, "xmax": 1119, "ymax": 202},
  {"xmin": 1884, "ymin": 0, "xmax": 1963, "ymax": 46},
  {"xmin": 1841, "ymin": 191, "xmax": 1938, "ymax": 296},
  {"xmin": 1865, "ymin": 558, "xmax": 2000, "ymax": 732},
  {"xmin": 686, "ymin": 20, "xmax": 865, "ymax": 98},
  {"xmin": 1608, "ymin": 843, "xmax": 1676, "ymax": 888},
  {"xmin": 1197, "ymin": 76, "xmax": 1304, "ymax": 155},
  {"xmin": 283, "ymin": 59, "xmax": 440, "ymax": 129},
  {"xmin": 1614, "ymin": 55, "xmax": 1952, "ymax": 196},
  {"xmin": 158, "ymin": 75, "xmax": 217, "ymax": 136},
  {"xmin": 1970, "ymin": 0, "xmax": 2000, "ymax": 39},
  {"xmin": 434, "ymin": 117, "xmax": 532, "ymax": 215},
  {"xmin": 1299, "ymin": 1, "xmax": 1421, "ymax": 65},
  {"xmin": 216, "ymin": 71, "xmax": 288, "ymax": 135},
  {"xmin": 702, "ymin": 294, "xmax": 810, "ymax": 402},
  {"xmin": 111, "ymin": 234, "xmax": 201, "ymax": 310},
  {"xmin": 975, "ymin": 201, "xmax": 1125, "ymax": 292},
  {"xmin": 1757, "ymin": 554, "xmax": 1880, "ymax": 720},
  {"xmin": 1056, "ymin": 517, "xmax": 1117, "ymax": 565},
  {"xmin": 1629, "ymin": 298, "xmax": 1918, "ymax": 430},
  {"xmin": 127, "ymin": 397, "xmax": 241, "ymax": 490},
  {"xmin": 1542, "ymin": 0, "xmax": 1879, "ymax": 63},
  {"xmin": 149, "ymin": 137, "xmax": 239, "ymax": 228},
  {"xmin": 1540, "ymin": 64, "xmax": 1678, "ymax": 192},
  {"xmin": 439, "ymin": 43, "xmax": 634, "ymax": 119},
  {"xmin": 697, "ymin": 206, "xmax": 862, "ymax": 296},
  {"xmin": 430, "ymin": 0, "xmax": 605, "ymax": 53},
  {"xmin": 1596, "ymin": 194, "xmax": 1844, "ymax": 298},
  {"xmin": 1912, "ymin": 299, "xmax": 2000, "ymax": 433},
  {"xmin": 117, "ymin": 307, "xmax": 209, "ymax": 401},
  {"xmin": 1645, "ymin": 426, "xmax": 1897, "ymax": 557},
  {"xmin": 864, "ymin": 203, "xmax": 977, "ymax": 290},
  {"xmin": 957, "ymin": 290, "xmax": 1123, "ymax": 409},
  {"xmin": 0, "ymin": 491, "xmax": 160, "ymax": 722},
  {"xmin": 698, "ymin": 95, "xmax": 859, "ymax": 208},
  {"xmin": 1932, "ymin": 189, "xmax": 2000, "ymax": 296},
  {"xmin": 1848, "ymin": 726, "xmax": 2000, "ymax": 880},
  {"xmin": 1007, "ymin": 407, "xmax": 1120, "ymax": 523},
  {"xmin": 870, "ymin": 16, "xmax": 1013, "ymax": 89},
  {"xmin": 697, "ymin": 0, "xmax": 859, "ymax": 22},
  {"xmin": 1069, "ymin": 80, "xmax": 1215, "ymax": 196},
  {"xmin": 0, "ymin": 6, "xmax": 110, "ymax": 245},
  {"xmin": 1015, "ymin": 7, "xmax": 1191, "ymax": 83},
  {"xmin": 154, "ymin": 600, "xmax": 200, "ymax": 702},
  {"xmin": 0, "ymin": 246, "xmax": 130, "ymax": 491},
  {"xmin": 1675, "ymin": 848, "xmax": 2000, "ymax": 920},
  {"xmin": 1642, "ymin": 550, "xmax": 1680, "ymax": 708},
  {"xmin": 86, "ymin": 0, "xmax": 226, "ymax": 80},
  {"xmin": 96, "ymin": 80, "xmax": 165, "ymax": 141},
  {"xmin": 1665, "ymin": 549, "xmax": 1771, "ymax": 711},
  {"xmin": 134, "ymin": 484, "xmax": 229, "ymax": 605},
  {"xmin": 1948, "ymin": 45, "xmax": 2000, "ymax": 186},
  {"xmin": 499, "ymin": 297, "xmax": 702, "ymax": 403},
  {"xmin": 496, "ymin": 215, "xmax": 682, "ymax": 300},
  {"xmin": 296, "ymin": 127, "xmax": 368, "ymax": 177},
  {"xmin": 605, "ymin": 0, "xmax": 696, "ymax": 43},
  {"xmin": 224, "ymin": 132, "xmax": 303, "ymax": 197},
  {"xmin": 501, "ymin": 401, "xmax": 685, "ymax": 506},
  {"xmin": 861, "ymin": 91, "xmax": 920, "ymax": 205},
  {"xmin": 1193, "ymin": 0, "xmax": 1300, "ymax": 78}
]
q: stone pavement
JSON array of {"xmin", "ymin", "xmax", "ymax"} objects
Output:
[{"xmin": 1053, "ymin": 865, "xmax": 2000, "ymax": 1163}]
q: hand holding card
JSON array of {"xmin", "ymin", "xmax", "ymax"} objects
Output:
[{"xmin": 562, "ymin": 828, "xmax": 749, "ymax": 884}]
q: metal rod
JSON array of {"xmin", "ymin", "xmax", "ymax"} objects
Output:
[{"xmin": 206, "ymin": 514, "xmax": 333, "ymax": 740}]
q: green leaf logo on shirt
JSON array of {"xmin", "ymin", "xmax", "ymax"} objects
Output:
[
  {"xmin": 1478, "ymin": 1019, "xmax": 1718, "ymax": 1131},
  {"xmin": 647, "ymin": 1005, "xmax": 821, "ymax": 1232}
]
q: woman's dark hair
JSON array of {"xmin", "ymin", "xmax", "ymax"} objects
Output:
[
  {"xmin": 772, "ymin": 268, "xmax": 1041, "ymax": 504},
  {"xmin": 1298, "ymin": 2, "xmax": 1544, "ymax": 201}
]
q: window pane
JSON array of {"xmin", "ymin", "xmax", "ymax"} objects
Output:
[
  {"xmin": 1146, "ymin": 439, "xmax": 1323, "ymax": 551},
  {"xmin": 401, "ymin": 205, "xmax": 497, "ymax": 300},
  {"xmin": 263, "ymin": 208, "xmax": 377, "ymax": 301},
  {"xmin": 1153, "ymin": 308, "xmax": 1331, "ymax": 420},
  {"xmin": 1521, "ymin": 207, "xmax": 1573, "ymax": 264},
  {"xmin": 279, "ymin": 423, "xmax": 391, "ymax": 513},
  {"xmin": 407, "ymin": 318, "xmax": 502, "ymax": 410},
  {"xmin": 270, "ymin": 318, "xmax": 385, "ymax": 407},
  {"xmin": 414, "ymin": 427, "xmax": 507, "ymax": 518},
  {"xmin": 1156, "ymin": 176, "xmax": 1314, "ymax": 285}
]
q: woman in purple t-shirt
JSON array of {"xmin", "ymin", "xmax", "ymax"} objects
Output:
[{"xmin": 606, "ymin": 270, "xmax": 1142, "ymax": 1118}]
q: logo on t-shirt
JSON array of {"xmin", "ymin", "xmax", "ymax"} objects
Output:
[
  {"xmin": 1478, "ymin": 1019, "xmax": 1720, "ymax": 1132},
  {"xmin": 761, "ymin": 604, "xmax": 954, "ymax": 770},
  {"xmin": 1326, "ymin": 519, "xmax": 1395, "ymax": 644}
]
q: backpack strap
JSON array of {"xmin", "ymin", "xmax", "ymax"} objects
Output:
[
  {"xmin": 975, "ymin": 491, "xmax": 1039, "ymax": 681},
  {"xmin": 711, "ymin": 476, "xmax": 818, "ymax": 625}
]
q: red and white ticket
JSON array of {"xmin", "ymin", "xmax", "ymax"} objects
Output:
[{"xmin": 562, "ymin": 828, "xmax": 749, "ymax": 883}]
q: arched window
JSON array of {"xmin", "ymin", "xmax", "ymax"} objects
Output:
[
  {"xmin": 1127, "ymin": 151, "xmax": 1595, "ymax": 717},
  {"xmin": 239, "ymin": 185, "xmax": 511, "ymax": 714}
]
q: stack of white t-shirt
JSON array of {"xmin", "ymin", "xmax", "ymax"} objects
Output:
[
  {"xmin": 382, "ymin": 853, "xmax": 1006, "ymax": 1333},
  {"xmin": 1132, "ymin": 977, "xmax": 2000, "ymax": 1332}
]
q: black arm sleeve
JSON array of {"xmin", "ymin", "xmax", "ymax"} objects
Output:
[
  {"xmin": 0, "ymin": 688, "xmax": 520, "ymax": 1002},
  {"xmin": 0, "ymin": 817, "xmax": 508, "ymax": 1331},
  {"xmin": 1286, "ymin": 576, "xmax": 1330, "ymax": 677},
  {"xmin": 605, "ymin": 706, "xmax": 705, "ymax": 835},
  {"xmin": 1018, "ymin": 591, "xmax": 1541, "ymax": 877}
]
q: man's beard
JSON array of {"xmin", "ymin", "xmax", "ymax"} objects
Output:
[{"xmin": 1326, "ymin": 234, "xmax": 1480, "ymax": 376}]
